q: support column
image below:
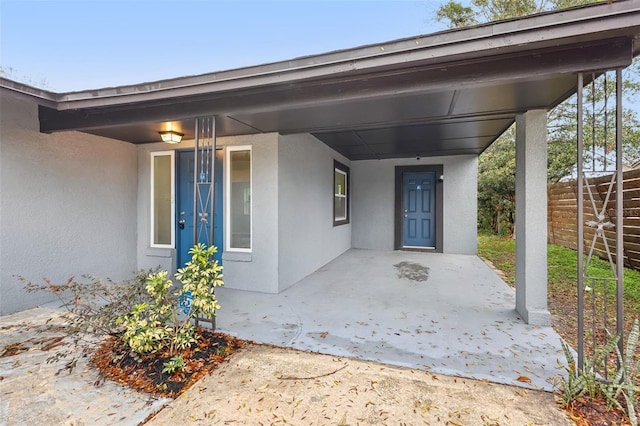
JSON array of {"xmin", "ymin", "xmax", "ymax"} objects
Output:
[{"xmin": 515, "ymin": 109, "xmax": 551, "ymax": 326}]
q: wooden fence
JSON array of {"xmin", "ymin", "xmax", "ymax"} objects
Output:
[{"xmin": 548, "ymin": 168, "xmax": 640, "ymax": 271}]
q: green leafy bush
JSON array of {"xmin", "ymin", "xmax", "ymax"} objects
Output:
[
  {"xmin": 162, "ymin": 355, "xmax": 186, "ymax": 375},
  {"xmin": 118, "ymin": 244, "xmax": 223, "ymax": 356}
]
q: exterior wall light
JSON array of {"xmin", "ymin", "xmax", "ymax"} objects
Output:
[{"xmin": 159, "ymin": 130, "xmax": 183, "ymax": 144}]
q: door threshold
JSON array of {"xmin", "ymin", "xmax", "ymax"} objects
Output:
[
  {"xmin": 403, "ymin": 245, "xmax": 435, "ymax": 249},
  {"xmin": 402, "ymin": 246, "xmax": 436, "ymax": 252}
]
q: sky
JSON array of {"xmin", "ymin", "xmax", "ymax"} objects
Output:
[{"xmin": 0, "ymin": 1, "xmax": 453, "ymax": 92}]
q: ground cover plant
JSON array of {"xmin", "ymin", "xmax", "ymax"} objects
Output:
[
  {"xmin": 478, "ymin": 233, "xmax": 640, "ymax": 425},
  {"xmin": 19, "ymin": 243, "xmax": 244, "ymax": 398}
]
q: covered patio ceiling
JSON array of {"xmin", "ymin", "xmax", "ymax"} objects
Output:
[{"xmin": 5, "ymin": 1, "xmax": 640, "ymax": 160}]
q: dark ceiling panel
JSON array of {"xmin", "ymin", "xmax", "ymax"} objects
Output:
[
  {"xmin": 230, "ymin": 91, "xmax": 455, "ymax": 135},
  {"xmin": 309, "ymin": 131, "xmax": 362, "ymax": 147},
  {"xmin": 84, "ymin": 116, "xmax": 261, "ymax": 143},
  {"xmin": 312, "ymin": 117, "xmax": 513, "ymax": 160},
  {"xmin": 452, "ymin": 76, "xmax": 576, "ymax": 116},
  {"xmin": 356, "ymin": 119, "xmax": 513, "ymax": 144}
]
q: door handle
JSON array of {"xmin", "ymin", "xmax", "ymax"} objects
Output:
[
  {"xmin": 178, "ymin": 219, "xmax": 185, "ymax": 229},
  {"xmin": 404, "ymin": 214, "xmax": 408, "ymax": 218}
]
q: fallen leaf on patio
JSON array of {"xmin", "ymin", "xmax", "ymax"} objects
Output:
[
  {"xmin": 338, "ymin": 412, "xmax": 348, "ymax": 425},
  {"xmin": 320, "ymin": 332, "xmax": 328, "ymax": 339},
  {"xmin": 516, "ymin": 375, "xmax": 532, "ymax": 383}
]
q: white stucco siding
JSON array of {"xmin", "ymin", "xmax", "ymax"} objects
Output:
[
  {"xmin": 137, "ymin": 133, "xmax": 280, "ymax": 293},
  {"xmin": 277, "ymin": 134, "xmax": 351, "ymax": 292},
  {"xmin": 351, "ymin": 155, "xmax": 478, "ymax": 254},
  {"xmin": 0, "ymin": 93, "xmax": 138, "ymax": 315},
  {"xmin": 441, "ymin": 155, "xmax": 478, "ymax": 254}
]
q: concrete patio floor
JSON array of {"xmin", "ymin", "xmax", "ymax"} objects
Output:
[{"xmin": 216, "ymin": 249, "xmax": 566, "ymax": 392}]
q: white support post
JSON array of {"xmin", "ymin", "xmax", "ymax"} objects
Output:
[{"xmin": 515, "ymin": 109, "xmax": 551, "ymax": 326}]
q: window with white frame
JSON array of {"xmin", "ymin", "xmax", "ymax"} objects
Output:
[
  {"xmin": 150, "ymin": 151, "xmax": 175, "ymax": 247},
  {"xmin": 226, "ymin": 146, "xmax": 251, "ymax": 251},
  {"xmin": 334, "ymin": 160, "xmax": 350, "ymax": 226}
]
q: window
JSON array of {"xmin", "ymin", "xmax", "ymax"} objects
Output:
[
  {"xmin": 334, "ymin": 160, "xmax": 350, "ymax": 226},
  {"xmin": 150, "ymin": 151, "xmax": 175, "ymax": 247},
  {"xmin": 226, "ymin": 146, "xmax": 251, "ymax": 251}
]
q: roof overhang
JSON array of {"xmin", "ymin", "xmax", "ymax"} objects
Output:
[{"xmin": 2, "ymin": 0, "xmax": 640, "ymax": 160}]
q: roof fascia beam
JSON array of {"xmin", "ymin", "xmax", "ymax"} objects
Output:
[{"xmin": 39, "ymin": 38, "xmax": 632, "ymax": 134}]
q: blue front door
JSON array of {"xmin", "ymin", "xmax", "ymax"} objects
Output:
[
  {"xmin": 176, "ymin": 150, "xmax": 223, "ymax": 267},
  {"xmin": 402, "ymin": 172, "xmax": 436, "ymax": 248}
]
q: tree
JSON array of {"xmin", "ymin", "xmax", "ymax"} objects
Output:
[
  {"xmin": 437, "ymin": 0, "xmax": 640, "ymax": 234},
  {"xmin": 437, "ymin": 0, "xmax": 597, "ymax": 28},
  {"xmin": 477, "ymin": 129, "xmax": 516, "ymax": 235}
]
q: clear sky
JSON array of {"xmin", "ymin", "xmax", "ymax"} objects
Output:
[{"xmin": 0, "ymin": 1, "xmax": 452, "ymax": 92}]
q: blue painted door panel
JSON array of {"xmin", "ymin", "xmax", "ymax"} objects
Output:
[
  {"xmin": 176, "ymin": 150, "xmax": 223, "ymax": 267},
  {"xmin": 403, "ymin": 172, "xmax": 436, "ymax": 248}
]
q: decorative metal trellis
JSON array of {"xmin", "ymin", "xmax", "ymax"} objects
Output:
[
  {"xmin": 576, "ymin": 70, "xmax": 624, "ymax": 374},
  {"xmin": 194, "ymin": 116, "xmax": 216, "ymax": 247},
  {"xmin": 193, "ymin": 116, "xmax": 217, "ymax": 329}
]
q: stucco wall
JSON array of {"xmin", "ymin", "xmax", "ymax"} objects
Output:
[
  {"xmin": 351, "ymin": 155, "xmax": 478, "ymax": 254},
  {"xmin": 277, "ymin": 134, "xmax": 351, "ymax": 292},
  {"xmin": 0, "ymin": 92, "xmax": 138, "ymax": 315},
  {"xmin": 137, "ymin": 133, "xmax": 280, "ymax": 293}
]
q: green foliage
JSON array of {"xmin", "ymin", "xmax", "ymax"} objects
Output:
[
  {"xmin": 558, "ymin": 340, "xmax": 588, "ymax": 404},
  {"xmin": 162, "ymin": 355, "xmax": 186, "ymax": 375},
  {"xmin": 557, "ymin": 321, "xmax": 640, "ymax": 426},
  {"xmin": 477, "ymin": 129, "xmax": 516, "ymax": 234},
  {"xmin": 556, "ymin": 335, "xmax": 617, "ymax": 405},
  {"xmin": 118, "ymin": 244, "xmax": 223, "ymax": 356},
  {"xmin": 18, "ymin": 269, "xmax": 157, "ymax": 372},
  {"xmin": 436, "ymin": 0, "xmax": 476, "ymax": 28},
  {"xmin": 175, "ymin": 243, "xmax": 223, "ymax": 320},
  {"xmin": 601, "ymin": 319, "xmax": 640, "ymax": 426},
  {"xmin": 480, "ymin": 234, "xmax": 640, "ymax": 305},
  {"xmin": 436, "ymin": 0, "xmax": 601, "ymax": 29},
  {"xmin": 118, "ymin": 298, "xmax": 171, "ymax": 355},
  {"xmin": 477, "ymin": 233, "xmax": 516, "ymax": 285}
]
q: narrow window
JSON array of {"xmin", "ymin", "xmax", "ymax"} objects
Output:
[
  {"xmin": 226, "ymin": 146, "xmax": 251, "ymax": 251},
  {"xmin": 334, "ymin": 160, "xmax": 350, "ymax": 226},
  {"xmin": 150, "ymin": 151, "xmax": 175, "ymax": 247}
]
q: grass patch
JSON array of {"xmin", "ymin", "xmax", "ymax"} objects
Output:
[
  {"xmin": 477, "ymin": 234, "xmax": 516, "ymax": 286},
  {"xmin": 479, "ymin": 234, "xmax": 640, "ymax": 365},
  {"xmin": 478, "ymin": 233, "xmax": 640, "ymax": 308}
]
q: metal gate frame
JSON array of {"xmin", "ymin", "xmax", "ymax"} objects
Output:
[
  {"xmin": 576, "ymin": 70, "xmax": 624, "ymax": 372},
  {"xmin": 192, "ymin": 116, "xmax": 217, "ymax": 329}
]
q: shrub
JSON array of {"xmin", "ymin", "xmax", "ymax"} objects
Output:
[
  {"xmin": 18, "ymin": 269, "xmax": 157, "ymax": 371},
  {"xmin": 118, "ymin": 243, "xmax": 223, "ymax": 356}
]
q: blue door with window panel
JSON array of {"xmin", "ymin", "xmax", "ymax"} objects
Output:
[
  {"xmin": 403, "ymin": 172, "xmax": 436, "ymax": 248},
  {"xmin": 176, "ymin": 150, "xmax": 223, "ymax": 267}
]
